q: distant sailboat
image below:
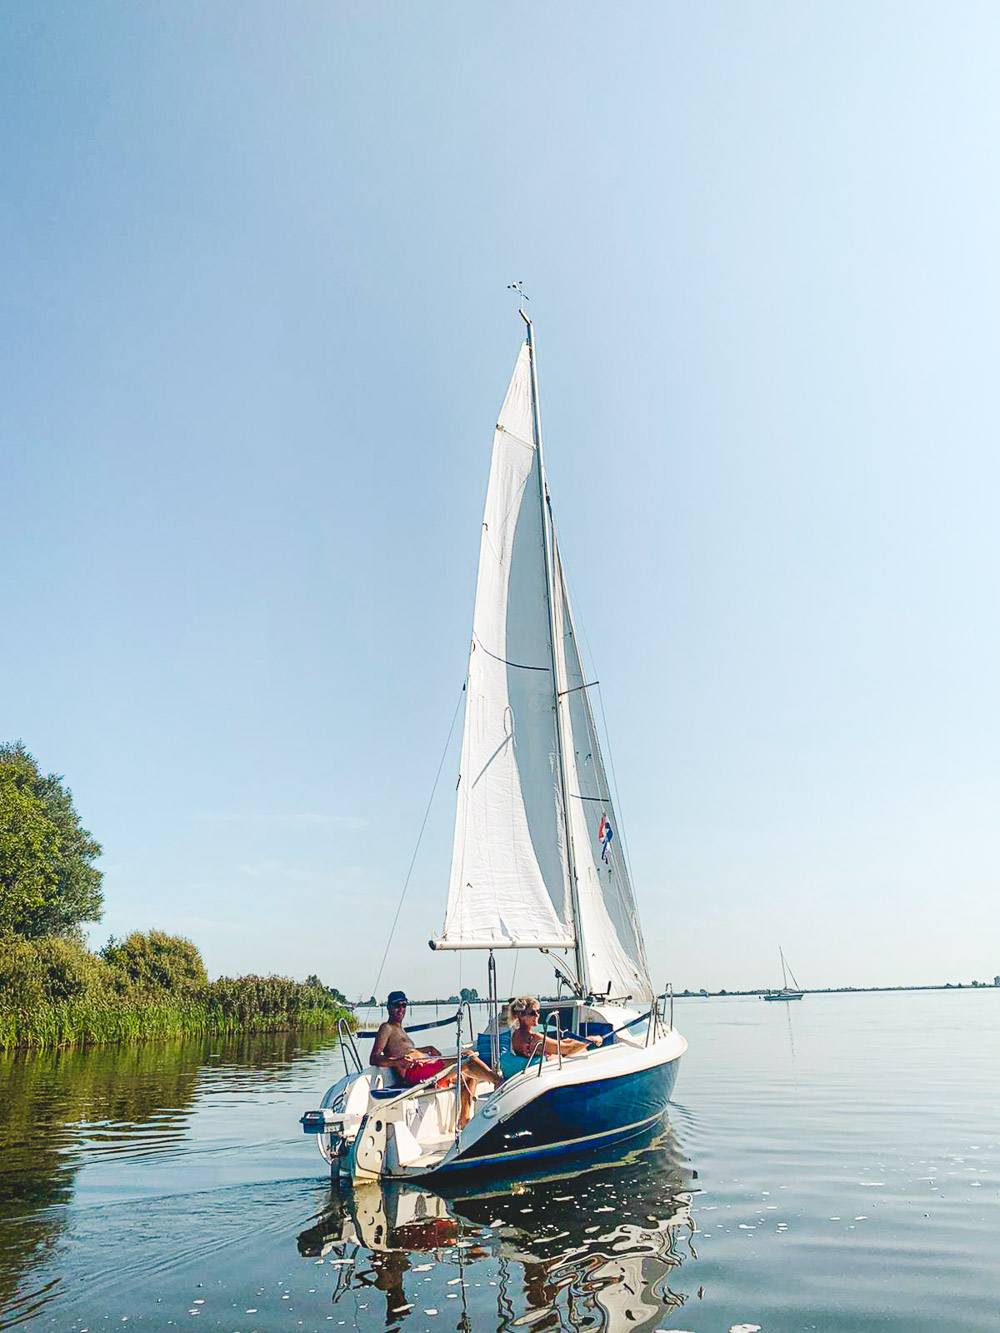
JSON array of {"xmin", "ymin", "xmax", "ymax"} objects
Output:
[{"xmin": 762, "ymin": 947, "xmax": 804, "ymax": 1002}]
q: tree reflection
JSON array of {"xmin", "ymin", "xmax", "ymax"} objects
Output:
[
  {"xmin": 0, "ymin": 1030, "xmax": 333, "ymax": 1325},
  {"xmin": 297, "ymin": 1121, "xmax": 698, "ymax": 1332}
]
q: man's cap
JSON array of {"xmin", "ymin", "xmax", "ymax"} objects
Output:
[{"xmin": 387, "ymin": 990, "xmax": 408, "ymax": 1006}]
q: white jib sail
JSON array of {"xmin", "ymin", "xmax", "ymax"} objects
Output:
[
  {"xmin": 553, "ymin": 547, "xmax": 654, "ymax": 1001},
  {"xmin": 437, "ymin": 345, "xmax": 575, "ymax": 949}
]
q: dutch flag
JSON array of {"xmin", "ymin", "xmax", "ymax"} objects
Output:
[{"xmin": 598, "ymin": 813, "xmax": 614, "ymax": 862}]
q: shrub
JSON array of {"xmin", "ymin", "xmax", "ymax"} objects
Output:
[
  {"xmin": 202, "ymin": 974, "xmax": 351, "ymax": 1031},
  {"xmin": 100, "ymin": 931, "xmax": 208, "ymax": 996},
  {"xmin": 0, "ymin": 932, "xmax": 105, "ymax": 1010},
  {"xmin": 33, "ymin": 935, "xmax": 106, "ymax": 1002},
  {"xmin": 0, "ymin": 931, "xmax": 48, "ymax": 1010}
]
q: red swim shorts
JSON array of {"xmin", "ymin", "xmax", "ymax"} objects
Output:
[{"xmin": 400, "ymin": 1058, "xmax": 447, "ymax": 1086}]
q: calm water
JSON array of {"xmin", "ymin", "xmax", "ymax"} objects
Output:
[{"xmin": 1, "ymin": 991, "xmax": 998, "ymax": 1331}]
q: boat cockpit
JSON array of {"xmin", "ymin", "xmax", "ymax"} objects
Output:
[{"xmin": 301, "ymin": 998, "xmax": 670, "ymax": 1179}]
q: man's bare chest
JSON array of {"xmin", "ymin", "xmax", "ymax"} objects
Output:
[{"xmin": 383, "ymin": 1026, "xmax": 415, "ymax": 1057}]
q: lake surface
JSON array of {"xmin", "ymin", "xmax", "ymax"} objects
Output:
[{"xmin": 1, "ymin": 990, "xmax": 998, "ymax": 1331}]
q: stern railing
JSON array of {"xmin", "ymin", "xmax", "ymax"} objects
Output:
[
  {"xmin": 339, "ymin": 1019, "xmax": 364, "ymax": 1076},
  {"xmin": 454, "ymin": 1002, "xmax": 474, "ymax": 1142}
]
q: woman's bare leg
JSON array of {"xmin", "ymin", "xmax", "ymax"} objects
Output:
[
  {"xmin": 458, "ymin": 1073, "xmax": 476, "ymax": 1129},
  {"xmin": 461, "ymin": 1052, "xmax": 502, "ymax": 1086}
]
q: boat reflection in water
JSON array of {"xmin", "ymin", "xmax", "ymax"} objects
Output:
[{"xmin": 297, "ymin": 1121, "xmax": 699, "ymax": 1331}]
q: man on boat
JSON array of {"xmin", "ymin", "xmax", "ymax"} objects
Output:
[{"xmin": 370, "ymin": 991, "xmax": 500, "ymax": 1127}]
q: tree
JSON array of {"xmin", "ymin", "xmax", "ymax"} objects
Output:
[
  {"xmin": 304, "ymin": 974, "xmax": 349, "ymax": 1004},
  {"xmin": 0, "ymin": 743, "xmax": 103, "ymax": 938},
  {"xmin": 459, "ymin": 987, "xmax": 479, "ymax": 1003},
  {"xmin": 1, "ymin": 768, "xmax": 59, "ymax": 931}
]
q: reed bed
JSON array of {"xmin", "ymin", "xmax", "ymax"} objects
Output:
[{"xmin": 0, "ymin": 932, "xmax": 353, "ymax": 1052}]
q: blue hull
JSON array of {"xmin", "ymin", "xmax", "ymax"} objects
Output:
[{"xmin": 429, "ymin": 1055, "xmax": 681, "ymax": 1177}]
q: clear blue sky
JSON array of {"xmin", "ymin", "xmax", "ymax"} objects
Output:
[{"xmin": 4, "ymin": 3, "xmax": 999, "ymax": 999}]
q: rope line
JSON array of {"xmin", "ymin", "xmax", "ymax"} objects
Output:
[{"xmin": 363, "ymin": 683, "xmax": 465, "ymax": 1020}]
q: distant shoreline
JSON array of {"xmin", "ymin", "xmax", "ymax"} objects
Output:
[
  {"xmin": 377, "ymin": 983, "xmax": 1000, "ymax": 1009},
  {"xmin": 680, "ymin": 983, "xmax": 1000, "ymax": 998}
]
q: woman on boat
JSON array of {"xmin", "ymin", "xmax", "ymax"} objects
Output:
[{"xmin": 507, "ymin": 996, "xmax": 604, "ymax": 1068}]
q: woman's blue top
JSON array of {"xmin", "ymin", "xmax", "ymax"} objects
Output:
[{"xmin": 497, "ymin": 1047, "xmax": 532, "ymax": 1080}]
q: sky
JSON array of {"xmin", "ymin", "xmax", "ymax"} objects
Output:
[{"xmin": 3, "ymin": 2, "xmax": 1000, "ymax": 1002}]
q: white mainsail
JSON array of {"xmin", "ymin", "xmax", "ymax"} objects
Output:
[{"xmin": 436, "ymin": 345, "xmax": 575, "ymax": 949}]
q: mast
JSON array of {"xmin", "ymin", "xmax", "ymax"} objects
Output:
[{"xmin": 523, "ymin": 312, "xmax": 589, "ymax": 996}]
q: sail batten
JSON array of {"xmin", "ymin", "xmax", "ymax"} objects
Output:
[{"xmin": 470, "ymin": 633, "xmax": 550, "ymax": 672}]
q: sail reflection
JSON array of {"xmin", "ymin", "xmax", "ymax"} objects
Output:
[{"xmin": 297, "ymin": 1122, "xmax": 698, "ymax": 1332}]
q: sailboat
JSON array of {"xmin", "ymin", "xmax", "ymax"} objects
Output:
[
  {"xmin": 762, "ymin": 947, "xmax": 804, "ymax": 1001},
  {"xmin": 301, "ymin": 314, "xmax": 687, "ymax": 1178}
]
